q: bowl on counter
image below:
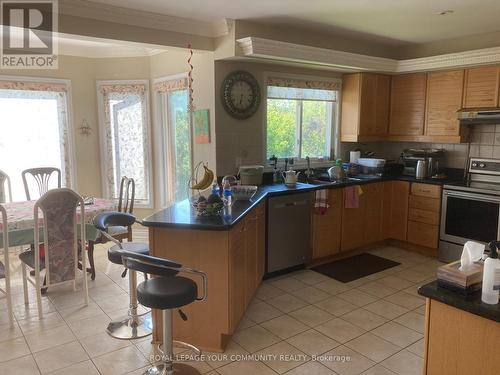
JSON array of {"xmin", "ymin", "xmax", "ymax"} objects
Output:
[{"xmin": 232, "ymin": 185, "xmax": 258, "ymax": 201}]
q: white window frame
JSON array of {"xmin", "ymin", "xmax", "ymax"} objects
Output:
[
  {"xmin": 0, "ymin": 74, "xmax": 77, "ymax": 189},
  {"xmin": 96, "ymin": 79, "xmax": 153, "ymax": 208},
  {"xmin": 152, "ymin": 72, "xmax": 193, "ymax": 208},
  {"xmin": 263, "ymin": 72, "xmax": 342, "ymax": 166}
]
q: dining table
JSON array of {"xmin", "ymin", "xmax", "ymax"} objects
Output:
[{"xmin": 0, "ymin": 198, "xmax": 117, "ymax": 280}]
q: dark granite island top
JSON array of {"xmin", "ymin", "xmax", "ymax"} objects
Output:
[
  {"xmin": 418, "ymin": 280, "xmax": 500, "ymax": 322},
  {"xmin": 142, "ymin": 172, "xmax": 464, "ymax": 231},
  {"xmin": 142, "ymin": 182, "xmax": 318, "ymax": 230}
]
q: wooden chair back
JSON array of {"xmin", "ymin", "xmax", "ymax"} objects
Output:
[
  {"xmin": 22, "ymin": 167, "xmax": 61, "ymax": 200},
  {"xmin": 34, "ymin": 188, "xmax": 86, "ymax": 289},
  {"xmin": 118, "ymin": 176, "xmax": 135, "ymax": 214},
  {"xmin": 0, "ymin": 204, "xmax": 14, "ymax": 324}
]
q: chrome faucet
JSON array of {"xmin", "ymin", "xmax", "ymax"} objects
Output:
[{"xmin": 305, "ymin": 156, "xmax": 314, "ymax": 181}]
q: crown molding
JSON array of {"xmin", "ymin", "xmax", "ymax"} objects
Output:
[
  {"xmin": 397, "ymin": 46, "xmax": 500, "ymax": 72},
  {"xmin": 237, "ymin": 37, "xmax": 397, "ymax": 72},
  {"xmin": 237, "ymin": 37, "xmax": 500, "ymax": 73},
  {"xmin": 59, "ymin": 0, "xmax": 229, "ymax": 38}
]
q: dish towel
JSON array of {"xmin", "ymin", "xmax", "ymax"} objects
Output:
[
  {"xmin": 344, "ymin": 185, "xmax": 363, "ymax": 209},
  {"xmin": 314, "ymin": 189, "xmax": 330, "ymax": 215}
]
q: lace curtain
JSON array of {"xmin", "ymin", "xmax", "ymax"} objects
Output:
[{"xmin": 98, "ymin": 83, "xmax": 151, "ymax": 205}]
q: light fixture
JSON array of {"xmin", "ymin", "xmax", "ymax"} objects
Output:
[
  {"xmin": 79, "ymin": 119, "xmax": 92, "ymax": 136},
  {"xmin": 436, "ymin": 10, "xmax": 454, "ymax": 16}
]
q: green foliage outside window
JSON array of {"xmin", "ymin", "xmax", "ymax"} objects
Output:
[{"xmin": 266, "ymin": 98, "xmax": 330, "ymax": 159}]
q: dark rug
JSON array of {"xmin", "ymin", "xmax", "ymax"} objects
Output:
[{"xmin": 311, "ymin": 253, "xmax": 400, "ymax": 283}]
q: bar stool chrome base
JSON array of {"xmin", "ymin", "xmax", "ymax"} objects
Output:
[
  {"xmin": 143, "ymin": 363, "xmax": 201, "ymax": 375},
  {"xmin": 106, "ymin": 311, "xmax": 152, "ymax": 339}
]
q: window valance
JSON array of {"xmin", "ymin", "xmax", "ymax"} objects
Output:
[
  {"xmin": 99, "ymin": 84, "xmax": 146, "ymax": 94},
  {"xmin": 0, "ymin": 80, "xmax": 68, "ymax": 92},
  {"xmin": 153, "ymin": 78, "xmax": 188, "ymax": 93},
  {"xmin": 267, "ymin": 76, "xmax": 341, "ymax": 91}
]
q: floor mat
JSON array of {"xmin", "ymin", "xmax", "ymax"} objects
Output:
[{"xmin": 311, "ymin": 253, "xmax": 400, "ymax": 283}]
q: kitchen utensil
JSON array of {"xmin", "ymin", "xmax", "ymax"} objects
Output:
[
  {"xmin": 350, "ymin": 151, "xmax": 361, "ymax": 163},
  {"xmin": 239, "ymin": 165, "xmax": 264, "ymax": 185},
  {"xmin": 232, "ymin": 185, "xmax": 258, "ymax": 200},
  {"xmin": 282, "ymin": 170, "xmax": 301, "ymax": 186},
  {"xmin": 416, "ymin": 160, "xmax": 427, "ymax": 179}
]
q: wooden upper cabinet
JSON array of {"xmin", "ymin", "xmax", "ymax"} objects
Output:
[
  {"xmin": 425, "ymin": 70, "xmax": 465, "ymax": 137},
  {"xmin": 463, "ymin": 66, "xmax": 500, "ymax": 108},
  {"xmin": 389, "ymin": 73, "xmax": 427, "ymax": 136},
  {"xmin": 340, "ymin": 73, "xmax": 391, "ymax": 142}
]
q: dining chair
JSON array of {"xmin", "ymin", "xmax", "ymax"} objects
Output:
[
  {"xmin": 106, "ymin": 176, "xmax": 135, "ymax": 242},
  {"xmin": 22, "ymin": 167, "xmax": 61, "ymax": 201},
  {"xmin": 19, "ymin": 188, "xmax": 88, "ymax": 318},
  {"xmin": 0, "ymin": 204, "xmax": 14, "ymax": 325},
  {"xmin": 0, "ymin": 169, "xmax": 12, "ymax": 203}
]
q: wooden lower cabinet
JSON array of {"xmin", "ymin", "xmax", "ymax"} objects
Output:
[
  {"xmin": 364, "ymin": 182, "xmax": 384, "ymax": 243},
  {"xmin": 341, "ymin": 182, "xmax": 384, "ymax": 252},
  {"xmin": 407, "ymin": 183, "xmax": 442, "ymax": 249},
  {"xmin": 407, "ymin": 220, "xmax": 439, "ymax": 249},
  {"xmin": 229, "ymin": 221, "xmax": 246, "ymax": 331},
  {"xmin": 424, "ymin": 299, "xmax": 500, "ymax": 375},
  {"xmin": 382, "ymin": 180, "xmax": 410, "ymax": 241},
  {"xmin": 150, "ymin": 201, "xmax": 266, "ymax": 352},
  {"xmin": 312, "ymin": 188, "xmax": 343, "ymax": 259}
]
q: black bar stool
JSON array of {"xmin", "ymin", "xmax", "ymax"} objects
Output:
[
  {"xmin": 93, "ymin": 212, "xmax": 152, "ymax": 340},
  {"xmin": 119, "ymin": 250, "xmax": 207, "ymax": 375}
]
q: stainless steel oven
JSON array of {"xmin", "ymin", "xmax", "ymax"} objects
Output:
[{"xmin": 439, "ymin": 158, "xmax": 500, "ymax": 262}]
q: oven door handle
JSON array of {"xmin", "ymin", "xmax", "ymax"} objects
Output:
[{"xmin": 444, "ymin": 190, "xmax": 500, "ymax": 203}]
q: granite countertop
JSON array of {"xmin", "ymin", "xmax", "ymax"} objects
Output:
[
  {"xmin": 418, "ymin": 280, "xmax": 500, "ymax": 323},
  {"xmin": 143, "ymin": 172, "xmax": 463, "ymax": 230}
]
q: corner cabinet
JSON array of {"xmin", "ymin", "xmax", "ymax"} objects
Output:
[
  {"xmin": 463, "ymin": 66, "xmax": 500, "ymax": 108},
  {"xmin": 340, "ymin": 73, "xmax": 391, "ymax": 142},
  {"xmin": 388, "ymin": 73, "xmax": 427, "ymax": 136},
  {"xmin": 425, "ymin": 70, "xmax": 467, "ymax": 141}
]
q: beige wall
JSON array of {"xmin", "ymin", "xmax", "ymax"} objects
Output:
[
  {"xmin": 215, "ymin": 60, "xmax": 342, "ymax": 175},
  {"xmin": 149, "ymin": 50, "xmax": 216, "ymax": 173}
]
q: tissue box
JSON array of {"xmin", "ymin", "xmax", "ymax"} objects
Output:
[{"xmin": 437, "ymin": 260, "xmax": 483, "ymax": 295}]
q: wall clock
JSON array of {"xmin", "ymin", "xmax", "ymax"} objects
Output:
[{"xmin": 221, "ymin": 70, "xmax": 261, "ymax": 119}]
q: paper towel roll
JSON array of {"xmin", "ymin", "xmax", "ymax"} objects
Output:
[{"xmin": 350, "ymin": 151, "xmax": 361, "ymax": 164}]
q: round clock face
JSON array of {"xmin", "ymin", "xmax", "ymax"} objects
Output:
[{"xmin": 221, "ymin": 71, "xmax": 261, "ymax": 119}]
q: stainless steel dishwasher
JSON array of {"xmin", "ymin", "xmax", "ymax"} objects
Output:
[{"xmin": 267, "ymin": 192, "xmax": 312, "ymax": 273}]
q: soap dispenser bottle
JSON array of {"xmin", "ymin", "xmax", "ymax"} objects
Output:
[{"xmin": 481, "ymin": 241, "xmax": 500, "ymax": 304}]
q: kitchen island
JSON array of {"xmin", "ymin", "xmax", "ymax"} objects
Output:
[
  {"xmin": 142, "ymin": 174, "xmax": 461, "ymax": 351},
  {"xmin": 418, "ymin": 281, "xmax": 500, "ymax": 375}
]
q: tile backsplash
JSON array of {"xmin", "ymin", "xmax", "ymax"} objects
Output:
[{"xmin": 340, "ymin": 124, "xmax": 500, "ymax": 170}]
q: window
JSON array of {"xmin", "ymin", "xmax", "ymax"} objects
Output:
[
  {"xmin": 153, "ymin": 75, "xmax": 191, "ymax": 204},
  {"xmin": 0, "ymin": 78, "xmax": 73, "ymax": 201},
  {"xmin": 97, "ymin": 81, "xmax": 152, "ymax": 207},
  {"xmin": 266, "ymin": 76, "xmax": 340, "ymax": 160}
]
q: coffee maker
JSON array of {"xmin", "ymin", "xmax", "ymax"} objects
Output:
[{"xmin": 402, "ymin": 149, "xmax": 445, "ymax": 178}]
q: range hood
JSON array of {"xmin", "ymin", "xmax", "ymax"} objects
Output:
[{"xmin": 458, "ymin": 108, "xmax": 500, "ymax": 124}]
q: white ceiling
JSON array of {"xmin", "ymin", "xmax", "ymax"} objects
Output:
[{"xmin": 86, "ymin": 0, "xmax": 500, "ymax": 45}]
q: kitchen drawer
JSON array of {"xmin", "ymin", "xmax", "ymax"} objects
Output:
[
  {"xmin": 408, "ymin": 208, "xmax": 440, "ymax": 225},
  {"xmin": 409, "ymin": 195, "xmax": 441, "ymax": 212},
  {"xmin": 407, "ymin": 220, "xmax": 439, "ymax": 248},
  {"xmin": 411, "ymin": 183, "xmax": 441, "ymax": 199}
]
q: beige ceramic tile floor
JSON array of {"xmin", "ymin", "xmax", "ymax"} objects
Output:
[{"xmin": 0, "ymin": 228, "xmax": 441, "ymax": 375}]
